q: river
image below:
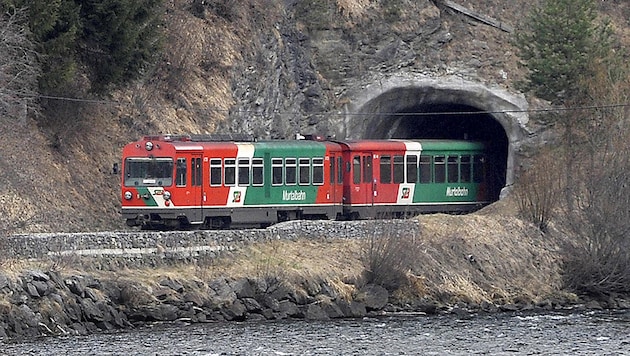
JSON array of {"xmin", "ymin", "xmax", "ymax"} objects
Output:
[{"xmin": 3, "ymin": 310, "xmax": 629, "ymax": 355}]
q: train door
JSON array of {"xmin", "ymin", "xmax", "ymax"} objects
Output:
[
  {"xmin": 351, "ymin": 153, "xmax": 374, "ymax": 207},
  {"xmin": 328, "ymin": 152, "xmax": 344, "ymax": 207},
  {"xmin": 189, "ymin": 153, "xmax": 203, "ymax": 224}
]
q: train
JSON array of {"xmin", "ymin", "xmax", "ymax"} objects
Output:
[{"xmin": 121, "ymin": 134, "xmax": 492, "ymax": 230}]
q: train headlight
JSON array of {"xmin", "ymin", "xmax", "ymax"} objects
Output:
[
  {"xmin": 124, "ymin": 191, "xmax": 133, "ymax": 200},
  {"xmin": 163, "ymin": 191, "xmax": 171, "ymax": 200},
  {"xmin": 145, "ymin": 141, "xmax": 154, "ymax": 151}
]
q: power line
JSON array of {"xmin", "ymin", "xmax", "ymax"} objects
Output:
[{"xmin": 35, "ymin": 94, "xmax": 630, "ymax": 117}]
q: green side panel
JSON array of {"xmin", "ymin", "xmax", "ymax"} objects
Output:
[
  {"xmin": 136, "ymin": 187, "xmax": 158, "ymax": 206},
  {"xmin": 243, "ymin": 141, "xmax": 329, "ymax": 205},
  {"xmin": 413, "ymin": 183, "xmax": 481, "ymax": 203},
  {"xmin": 419, "ymin": 140, "xmax": 486, "ymax": 152},
  {"xmin": 412, "ymin": 142, "xmax": 486, "ymax": 203}
]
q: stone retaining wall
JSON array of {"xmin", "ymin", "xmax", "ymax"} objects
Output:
[{"xmin": 2, "ymin": 219, "xmax": 420, "ymax": 262}]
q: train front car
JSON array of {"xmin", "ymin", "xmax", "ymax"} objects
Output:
[
  {"xmin": 121, "ymin": 135, "xmax": 202, "ymax": 229},
  {"xmin": 339, "ymin": 139, "xmax": 490, "ymax": 219},
  {"xmin": 121, "ymin": 135, "xmax": 344, "ymax": 230}
]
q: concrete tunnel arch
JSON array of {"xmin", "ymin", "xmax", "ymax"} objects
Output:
[{"xmin": 337, "ymin": 75, "xmax": 530, "ymax": 201}]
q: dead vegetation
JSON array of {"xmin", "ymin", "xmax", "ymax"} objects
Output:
[{"xmin": 1, "ymin": 203, "xmax": 572, "ymax": 309}]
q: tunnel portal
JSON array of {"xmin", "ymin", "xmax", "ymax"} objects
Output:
[{"xmin": 340, "ymin": 78, "xmax": 530, "ymax": 201}]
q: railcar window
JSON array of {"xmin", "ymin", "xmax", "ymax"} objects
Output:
[
  {"xmin": 434, "ymin": 156, "xmax": 446, "ymax": 183},
  {"xmin": 252, "ymin": 158, "xmax": 264, "ymax": 186},
  {"xmin": 363, "ymin": 155, "xmax": 373, "ymax": 183},
  {"xmin": 473, "ymin": 155, "xmax": 485, "ymax": 183},
  {"xmin": 420, "ymin": 155, "xmax": 431, "ymax": 183},
  {"xmin": 447, "ymin": 156, "xmax": 459, "ymax": 183},
  {"xmin": 353, "ymin": 156, "xmax": 361, "ymax": 184},
  {"xmin": 460, "ymin": 155, "xmax": 471, "ymax": 183},
  {"xmin": 406, "ymin": 155, "xmax": 418, "ymax": 183},
  {"xmin": 238, "ymin": 158, "xmax": 250, "ymax": 186},
  {"xmin": 299, "ymin": 158, "xmax": 310, "ymax": 185},
  {"xmin": 337, "ymin": 157, "xmax": 343, "ymax": 184},
  {"xmin": 176, "ymin": 158, "xmax": 186, "ymax": 186},
  {"xmin": 224, "ymin": 159, "xmax": 236, "ymax": 186},
  {"xmin": 380, "ymin": 155, "xmax": 391, "ymax": 183},
  {"xmin": 313, "ymin": 158, "xmax": 324, "ymax": 185},
  {"xmin": 210, "ymin": 159, "xmax": 222, "ymax": 186},
  {"xmin": 272, "ymin": 158, "xmax": 283, "ymax": 185},
  {"xmin": 286, "ymin": 158, "xmax": 297, "ymax": 185},
  {"xmin": 124, "ymin": 157, "xmax": 174, "ymax": 187},
  {"xmin": 393, "ymin": 155, "xmax": 404, "ymax": 184}
]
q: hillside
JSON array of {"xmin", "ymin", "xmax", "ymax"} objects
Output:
[{"xmin": 1, "ymin": 0, "xmax": 629, "ymax": 233}]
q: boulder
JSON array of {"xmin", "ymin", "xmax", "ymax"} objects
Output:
[
  {"xmin": 241, "ymin": 297, "xmax": 262, "ymax": 313},
  {"xmin": 277, "ymin": 300, "xmax": 298, "ymax": 318},
  {"xmin": 229, "ymin": 278, "xmax": 256, "ymax": 299},
  {"xmin": 159, "ymin": 277, "xmax": 184, "ymax": 293},
  {"xmin": 220, "ymin": 300, "xmax": 247, "ymax": 321},
  {"xmin": 81, "ymin": 298, "xmax": 105, "ymax": 322},
  {"xmin": 209, "ymin": 278, "xmax": 237, "ymax": 305},
  {"xmin": 302, "ymin": 304, "xmax": 329, "ymax": 320},
  {"xmin": 355, "ymin": 284, "xmax": 389, "ymax": 311},
  {"xmin": 337, "ymin": 300, "xmax": 367, "ymax": 318}
]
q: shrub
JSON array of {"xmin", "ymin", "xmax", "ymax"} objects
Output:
[
  {"xmin": 360, "ymin": 227, "xmax": 420, "ymax": 291},
  {"xmin": 561, "ymin": 122, "xmax": 630, "ymax": 296},
  {"xmin": 514, "ymin": 147, "xmax": 563, "ymax": 232}
]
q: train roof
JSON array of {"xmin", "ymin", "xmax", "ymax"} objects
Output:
[
  {"xmin": 129, "ymin": 135, "xmax": 341, "ymax": 152},
  {"xmin": 338, "ymin": 139, "xmax": 486, "ymax": 151},
  {"xmin": 128, "ymin": 135, "xmax": 485, "ymax": 153}
]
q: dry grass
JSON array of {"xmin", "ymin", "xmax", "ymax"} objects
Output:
[
  {"xmin": 1, "ymin": 202, "xmax": 571, "ymax": 308},
  {"xmin": 413, "ymin": 206, "xmax": 565, "ymax": 304}
]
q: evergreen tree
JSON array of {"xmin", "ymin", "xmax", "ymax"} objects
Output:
[
  {"xmin": 514, "ymin": 0, "xmax": 611, "ymax": 106},
  {"xmin": 0, "ymin": 0, "xmax": 81, "ymax": 94},
  {"xmin": 0, "ymin": 0, "xmax": 163, "ymax": 95},
  {"xmin": 79, "ymin": 0, "xmax": 163, "ymax": 92}
]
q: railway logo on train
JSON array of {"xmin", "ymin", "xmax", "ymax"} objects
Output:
[{"xmin": 121, "ymin": 134, "xmax": 493, "ymax": 230}]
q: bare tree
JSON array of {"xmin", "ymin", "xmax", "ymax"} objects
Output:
[
  {"xmin": 0, "ymin": 7, "xmax": 40, "ymax": 123},
  {"xmin": 561, "ymin": 56, "xmax": 630, "ymax": 296}
]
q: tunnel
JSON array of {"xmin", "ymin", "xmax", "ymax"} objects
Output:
[{"xmin": 337, "ymin": 77, "xmax": 530, "ymax": 202}]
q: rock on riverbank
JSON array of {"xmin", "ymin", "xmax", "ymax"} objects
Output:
[
  {"xmin": 0, "ymin": 268, "xmax": 396, "ymax": 340},
  {"xmin": 0, "ymin": 266, "xmax": 608, "ymax": 342}
]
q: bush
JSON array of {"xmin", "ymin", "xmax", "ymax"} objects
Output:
[
  {"xmin": 561, "ymin": 125, "xmax": 630, "ymax": 296},
  {"xmin": 360, "ymin": 227, "xmax": 420, "ymax": 291},
  {"xmin": 514, "ymin": 147, "xmax": 563, "ymax": 232},
  {"xmin": 560, "ymin": 54, "xmax": 630, "ymax": 296}
]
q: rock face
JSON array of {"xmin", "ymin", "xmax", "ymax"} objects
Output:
[{"xmin": 224, "ymin": 1, "xmax": 543, "ymax": 196}]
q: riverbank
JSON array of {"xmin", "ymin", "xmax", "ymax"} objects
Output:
[{"xmin": 1, "ymin": 202, "xmax": 628, "ymax": 342}]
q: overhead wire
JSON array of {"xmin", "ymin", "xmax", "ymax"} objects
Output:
[{"xmin": 35, "ymin": 94, "xmax": 630, "ymax": 117}]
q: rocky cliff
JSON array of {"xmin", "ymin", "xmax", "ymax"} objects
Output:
[{"xmin": 0, "ymin": 0, "xmax": 628, "ymax": 233}]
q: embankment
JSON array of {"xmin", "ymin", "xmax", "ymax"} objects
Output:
[{"xmin": 1, "ymin": 214, "xmax": 628, "ymax": 342}]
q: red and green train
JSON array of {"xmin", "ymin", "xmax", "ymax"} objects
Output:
[{"xmin": 121, "ymin": 134, "xmax": 493, "ymax": 229}]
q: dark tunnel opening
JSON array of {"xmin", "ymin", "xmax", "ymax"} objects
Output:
[{"xmin": 364, "ymin": 103, "xmax": 508, "ymax": 201}]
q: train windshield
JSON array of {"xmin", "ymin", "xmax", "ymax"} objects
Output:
[{"xmin": 124, "ymin": 157, "xmax": 174, "ymax": 187}]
